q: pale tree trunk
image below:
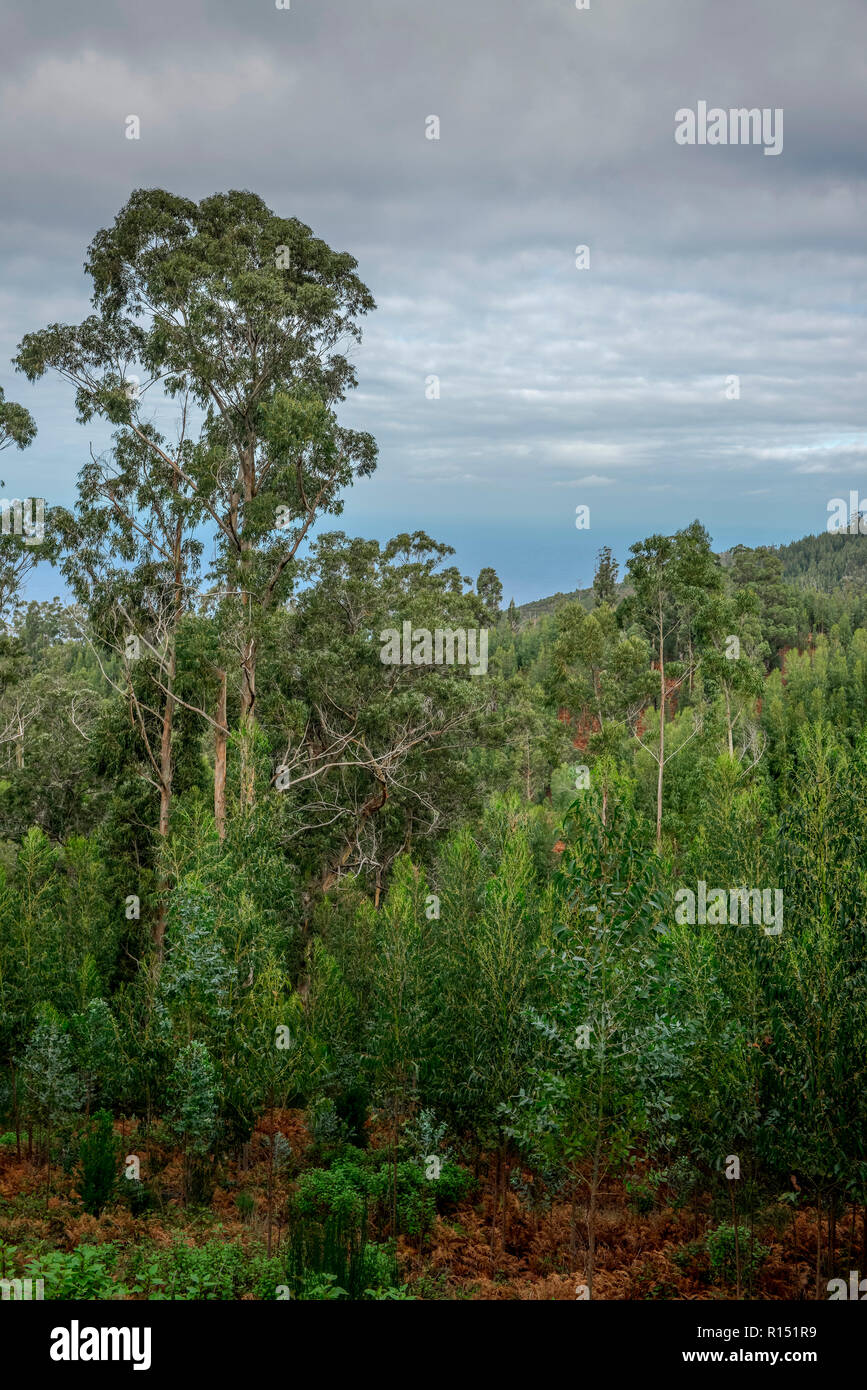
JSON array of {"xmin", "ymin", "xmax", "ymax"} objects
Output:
[
  {"xmin": 154, "ymin": 514, "xmax": 184, "ymax": 953},
  {"xmin": 214, "ymin": 668, "xmax": 228, "ymax": 840},
  {"xmin": 239, "ymin": 635, "xmax": 256, "ymax": 809},
  {"xmin": 724, "ymin": 685, "xmax": 734, "ymax": 758},
  {"xmin": 154, "ymin": 648, "xmax": 175, "ymax": 954},
  {"xmin": 656, "ymin": 604, "xmax": 665, "ymax": 846}
]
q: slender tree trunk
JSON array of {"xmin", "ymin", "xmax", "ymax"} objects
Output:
[
  {"xmin": 238, "ymin": 459, "xmax": 257, "ymax": 809},
  {"xmin": 214, "ymin": 668, "xmax": 228, "ymax": 840},
  {"xmin": 490, "ymin": 1149, "xmax": 500, "ymax": 1251},
  {"xmin": 724, "ymin": 686, "xmax": 734, "ymax": 758},
  {"xmin": 656, "ymin": 606, "xmax": 665, "ymax": 846},
  {"xmin": 587, "ymin": 1134, "xmax": 602, "ymax": 1299},
  {"xmin": 153, "ymin": 651, "xmax": 175, "ymax": 955},
  {"xmin": 11, "ymin": 1065, "xmax": 20, "ymax": 1160},
  {"xmin": 239, "ymin": 635, "xmax": 256, "ymax": 809},
  {"xmin": 729, "ymin": 1183, "xmax": 741, "ymax": 1298},
  {"xmin": 266, "ymin": 1121, "xmax": 274, "ymax": 1258},
  {"xmin": 501, "ymin": 1146, "xmax": 510, "ymax": 1251},
  {"xmin": 829, "ymin": 1195, "xmax": 836, "ymax": 1282}
]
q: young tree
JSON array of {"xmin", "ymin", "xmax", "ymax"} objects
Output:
[
  {"xmin": 592, "ymin": 545, "xmax": 619, "ymax": 608},
  {"xmin": 697, "ymin": 587, "xmax": 767, "ymax": 761},
  {"xmin": 168, "ymin": 1039, "xmax": 220, "ymax": 1204},
  {"xmin": 624, "ymin": 522, "xmax": 721, "ymax": 844},
  {"xmin": 18, "ymin": 1014, "xmax": 83, "ymax": 1187},
  {"xmin": 551, "ymin": 599, "xmax": 648, "ymax": 822},
  {"xmin": 512, "ymin": 798, "xmax": 665, "ymax": 1294},
  {"xmin": 730, "ymin": 545, "xmax": 800, "ymax": 666},
  {"xmin": 476, "ymin": 567, "xmax": 503, "ymax": 621}
]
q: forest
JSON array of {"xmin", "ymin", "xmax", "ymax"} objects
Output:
[{"xmin": 0, "ymin": 188, "xmax": 865, "ymax": 1303}]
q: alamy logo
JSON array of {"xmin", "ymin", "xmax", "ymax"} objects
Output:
[
  {"xmin": 675, "ymin": 103, "xmax": 783, "ymax": 156},
  {"xmin": 49, "ymin": 1320, "xmax": 151, "ymax": 1371},
  {"xmin": 379, "ymin": 622, "xmax": 489, "ymax": 676},
  {"xmin": 827, "ymin": 493, "xmax": 867, "ymax": 533},
  {"xmin": 828, "ymin": 1271, "xmax": 867, "ymax": 1299},
  {"xmin": 1, "ymin": 497, "xmax": 44, "ymax": 546},
  {"xmin": 0, "ymin": 1277, "xmax": 44, "ymax": 1299},
  {"xmin": 675, "ymin": 881, "xmax": 783, "ymax": 935}
]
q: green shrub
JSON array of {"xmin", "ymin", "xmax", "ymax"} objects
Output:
[
  {"xmin": 706, "ymin": 1223, "xmax": 769, "ymax": 1286},
  {"xmin": 154, "ymin": 1240, "xmax": 249, "ymax": 1300},
  {"xmin": 236, "ymin": 1191, "xmax": 256, "ymax": 1220},
  {"xmin": 26, "ymin": 1244, "xmax": 121, "ymax": 1300},
  {"xmin": 294, "ymin": 1152, "xmax": 474, "ymax": 1241},
  {"xmin": 121, "ymin": 1178, "xmax": 154, "ymax": 1218},
  {"xmin": 77, "ymin": 1110, "xmax": 117, "ymax": 1215}
]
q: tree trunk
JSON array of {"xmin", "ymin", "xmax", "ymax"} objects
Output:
[
  {"xmin": 214, "ymin": 668, "xmax": 228, "ymax": 840},
  {"xmin": 266, "ymin": 1123, "xmax": 274, "ymax": 1258},
  {"xmin": 501, "ymin": 1146, "xmax": 510, "ymax": 1251},
  {"xmin": 153, "ymin": 647, "xmax": 176, "ymax": 954},
  {"xmin": 239, "ymin": 634, "xmax": 256, "ymax": 809},
  {"xmin": 724, "ymin": 686, "xmax": 734, "ymax": 758},
  {"xmin": 11, "ymin": 1065, "xmax": 20, "ymax": 1160},
  {"xmin": 656, "ymin": 605, "xmax": 665, "ymax": 846},
  {"xmin": 828, "ymin": 1195, "xmax": 836, "ymax": 1282},
  {"xmin": 587, "ymin": 1134, "xmax": 602, "ymax": 1298},
  {"xmin": 729, "ymin": 1182, "xmax": 742, "ymax": 1298}
]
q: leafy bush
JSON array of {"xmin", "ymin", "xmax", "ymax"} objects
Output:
[
  {"xmin": 26, "ymin": 1244, "xmax": 121, "ymax": 1300},
  {"xmin": 77, "ymin": 1109, "xmax": 117, "ymax": 1215},
  {"xmin": 706, "ymin": 1223, "xmax": 769, "ymax": 1286},
  {"xmin": 294, "ymin": 1151, "xmax": 474, "ymax": 1240},
  {"xmin": 151, "ymin": 1240, "xmax": 249, "ymax": 1300}
]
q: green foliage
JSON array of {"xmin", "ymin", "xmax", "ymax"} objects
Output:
[
  {"xmin": 77, "ymin": 1109, "xmax": 117, "ymax": 1216},
  {"xmin": 706, "ymin": 1224, "xmax": 769, "ymax": 1286},
  {"xmin": 294, "ymin": 1150, "xmax": 473, "ymax": 1240},
  {"xmin": 27, "ymin": 1244, "xmax": 121, "ymax": 1300},
  {"xmin": 3, "ymin": 193, "xmax": 867, "ymax": 1304}
]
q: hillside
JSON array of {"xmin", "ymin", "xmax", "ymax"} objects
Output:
[{"xmin": 515, "ymin": 529, "xmax": 867, "ymax": 624}]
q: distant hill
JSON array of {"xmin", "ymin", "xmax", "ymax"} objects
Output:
[
  {"xmin": 514, "ymin": 529, "xmax": 867, "ymax": 625},
  {"xmin": 515, "ymin": 585, "xmax": 595, "ymax": 623},
  {"xmin": 775, "ymin": 529, "xmax": 867, "ymax": 591}
]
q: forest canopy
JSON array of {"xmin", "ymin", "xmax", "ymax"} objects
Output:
[{"xmin": 0, "ymin": 191, "xmax": 865, "ymax": 1304}]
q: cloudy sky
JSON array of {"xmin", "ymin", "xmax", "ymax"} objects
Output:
[{"xmin": 2, "ymin": 0, "xmax": 866, "ymax": 603}]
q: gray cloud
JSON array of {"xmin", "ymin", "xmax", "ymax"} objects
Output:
[{"xmin": 1, "ymin": 0, "xmax": 866, "ymax": 601}]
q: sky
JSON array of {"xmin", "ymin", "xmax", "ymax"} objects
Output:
[{"xmin": 1, "ymin": 0, "xmax": 866, "ymax": 604}]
